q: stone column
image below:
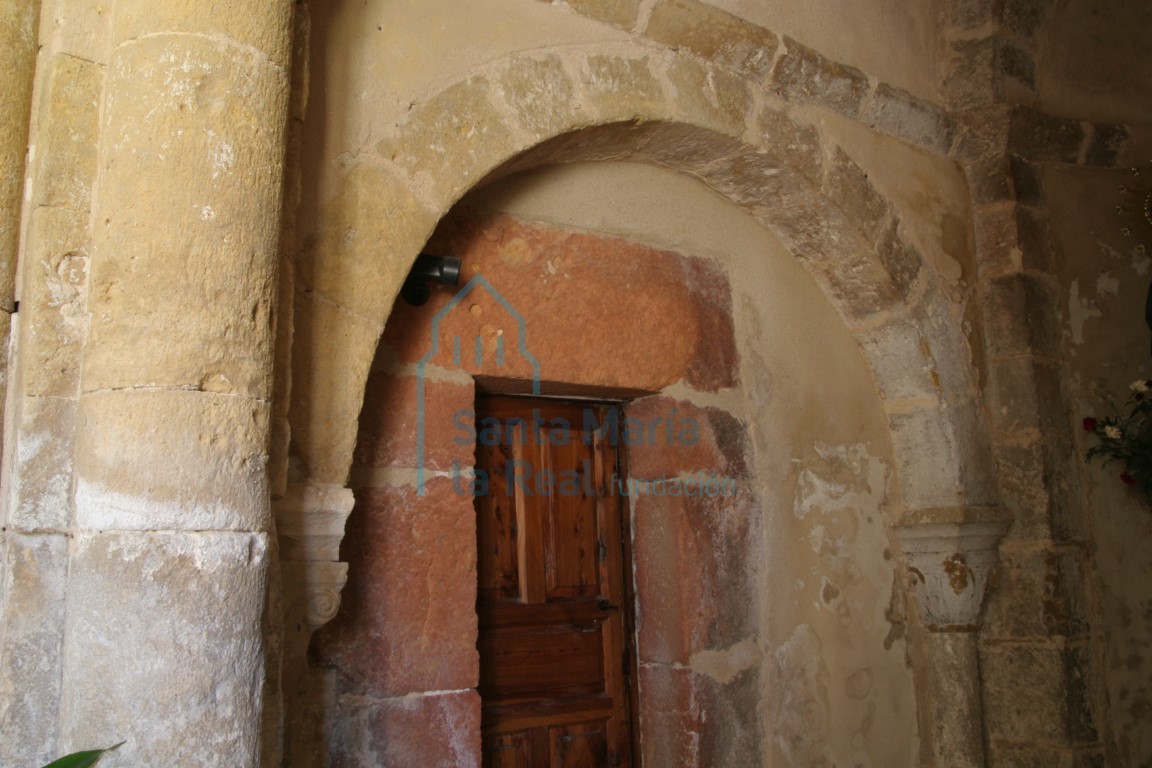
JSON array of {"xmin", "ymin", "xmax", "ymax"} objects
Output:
[
  {"xmin": 895, "ymin": 507, "xmax": 1011, "ymax": 768},
  {"xmin": 56, "ymin": 3, "xmax": 293, "ymax": 765}
]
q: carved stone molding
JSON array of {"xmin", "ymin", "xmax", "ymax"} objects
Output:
[
  {"xmin": 275, "ymin": 482, "xmax": 356, "ymax": 631},
  {"xmin": 894, "ymin": 506, "xmax": 1012, "ymax": 632}
]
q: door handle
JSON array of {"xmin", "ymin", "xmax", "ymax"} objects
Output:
[{"xmin": 597, "ymin": 599, "xmax": 619, "ymax": 612}]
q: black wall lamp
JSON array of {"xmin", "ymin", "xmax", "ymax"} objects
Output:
[{"xmin": 401, "ymin": 253, "xmax": 461, "ymax": 306}]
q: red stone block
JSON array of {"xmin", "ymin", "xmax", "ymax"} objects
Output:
[
  {"xmin": 380, "ymin": 208, "xmax": 739, "ymax": 394},
  {"xmin": 342, "ymin": 690, "xmax": 481, "ymax": 768},
  {"xmin": 638, "ymin": 664, "xmax": 760, "ymax": 767},
  {"xmin": 683, "ymin": 256, "xmax": 740, "ymax": 392},
  {"xmin": 353, "ymin": 372, "xmax": 475, "ymax": 471},
  {"xmin": 638, "ymin": 665, "xmax": 706, "ymax": 768},
  {"xmin": 313, "ymin": 478, "xmax": 479, "ymax": 696},
  {"xmin": 631, "ymin": 487, "xmax": 759, "ymax": 664},
  {"xmin": 624, "ymin": 396, "xmax": 749, "ymax": 481}
]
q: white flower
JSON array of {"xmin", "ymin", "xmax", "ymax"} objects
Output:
[
  {"xmin": 1131, "ymin": 379, "xmax": 1150, "ymax": 393},
  {"xmin": 1104, "ymin": 425, "xmax": 1122, "ymax": 439}
]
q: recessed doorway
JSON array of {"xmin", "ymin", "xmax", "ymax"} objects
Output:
[{"xmin": 474, "ymin": 395, "xmax": 639, "ymax": 767}]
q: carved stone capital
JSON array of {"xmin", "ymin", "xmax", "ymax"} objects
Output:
[
  {"xmin": 274, "ymin": 482, "xmax": 356, "ymax": 562},
  {"xmin": 275, "ymin": 482, "xmax": 356, "ymax": 632},
  {"xmin": 283, "ymin": 560, "xmax": 349, "ymax": 630},
  {"xmin": 894, "ymin": 506, "xmax": 1011, "ymax": 632}
]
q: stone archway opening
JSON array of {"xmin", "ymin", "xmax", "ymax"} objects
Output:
[{"xmin": 294, "ymin": 156, "xmax": 924, "ymax": 767}]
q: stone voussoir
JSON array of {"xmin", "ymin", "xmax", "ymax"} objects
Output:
[
  {"xmin": 376, "ymin": 75, "xmax": 520, "ymax": 206},
  {"xmin": 862, "ymin": 82, "xmax": 955, "ymax": 155},
  {"xmin": 644, "ymin": 0, "xmax": 779, "ymax": 81},
  {"xmin": 770, "ymin": 36, "xmax": 871, "ymax": 119}
]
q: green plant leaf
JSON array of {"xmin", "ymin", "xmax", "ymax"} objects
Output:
[{"xmin": 41, "ymin": 742, "xmax": 125, "ymax": 768}]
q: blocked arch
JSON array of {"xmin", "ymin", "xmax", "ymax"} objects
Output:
[{"xmin": 290, "ymin": 44, "xmax": 995, "ymax": 514}]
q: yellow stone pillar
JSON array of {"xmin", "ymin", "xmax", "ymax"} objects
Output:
[
  {"xmin": 56, "ymin": 3, "xmax": 294, "ymax": 764},
  {"xmin": 0, "ymin": 0, "xmax": 39, "ymax": 460}
]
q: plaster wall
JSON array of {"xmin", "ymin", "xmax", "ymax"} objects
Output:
[
  {"xmin": 1031, "ymin": 0, "xmax": 1152, "ymax": 125},
  {"xmin": 1046, "ymin": 164, "xmax": 1152, "ymax": 765}
]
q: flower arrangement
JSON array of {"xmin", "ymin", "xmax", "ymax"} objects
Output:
[{"xmin": 1083, "ymin": 378, "xmax": 1152, "ymax": 499}]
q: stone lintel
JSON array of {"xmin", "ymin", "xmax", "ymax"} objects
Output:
[{"xmin": 895, "ymin": 506, "xmax": 1011, "ymax": 631}]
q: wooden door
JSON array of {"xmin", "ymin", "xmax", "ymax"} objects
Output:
[{"xmin": 475, "ymin": 396, "xmax": 635, "ymax": 768}]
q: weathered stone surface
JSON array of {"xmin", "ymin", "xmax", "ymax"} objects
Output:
[
  {"xmin": 0, "ymin": 0, "xmax": 37, "ymax": 301},
  {"xmin": 646, "ymin": 0, "xmax": 778, "ymax": 80},
  {"xmin": 288, "ymin": 291, "xmax": 382, "ymax": 485},
  {"xmin": 771, "ymin": 37, "xmax": 870, "ymax": 118},
  {"xmin": 381, "ymin": 208, "xmax": 738, "ymax": 393},
  {"xmin": 632, "ymin": 486, "xmax": 759, "ymax": 663},
  {"xmin": 19, "ymin": 206, "xmax": 89, "ymax": 399},
  {"xmin": 943, "ymin": 0, "xmax": 999, "ymax": 30},
  {"xmin": 8, "ymin": 395, "xmax": 77, "ymax": 532},
  {"xmin": 863, "ymin": 83, "xmax": 955, "ymax": 155},
  {"xmin": 877, "ymin": 221, "xmax": 924, "ymax": 298},
  {"xmin": 1008, "ymin": 107, "xmax": 1084, "ymax": 164},
  {"xmin": 998, "ymin": 41, "xmax": 1036, "ymax": 89},
  {"xmin": 564, "ymin": 0, "xmax": 641, "ymax": 31},
  {"xmin": 920, "ymin": 632, "xmax": 985, "ymax": 768},
  {"xmin": 941, "ymin": 37, "xmax": 998, "ymax": 112},
  {"xmin": 824, "ymin": 146, "xmax": 891, "ymax": 240},
  {"xmin": 85, "ymin": 36, "xmax": 287, "ymax": 395},
  {"xmin": 378, "ymin": 76, "xmax": 520, "ymax": 205},
  {"xmin": 858, "ymin": 320, "xmax": 941, "ymax": 401},
  {"xmin": 980, "ymin": 272, "xmax": 1061, "ymax": 359},
  {"xmin": 973, "ymin": 204, "xmax": 1022, "ymax": 277},
  {"xmin": 887, "ymin": 407, "xmax": 965, "ymax": 508},
  {"xmin": 1084, "ymin": 123, "xmax": 1130, "ymax": 167},
  {"xmin": 664, "ymin": 55, "xmax": 751, "ymax": 137},
  {"xmin": 639, "ymin": 664, "xmax": 761, "ymax": 768},
  {"xmin": 313, "ymin": 479, "xmax": 479, "ymax": 697},
  {"xmin": 0, "ymin": 533, "xmax": 68, "ymax": 767},
  {"xmin": 991, "ymin": 440, "xmax": 1053, "ymax": 540},
  {"xmin": 493, "ymin": 54, "xmax": 578, "ymax": 142},
  {"xmin": 1002, "ymin": 0, "xmax": 1051, "ymax": 38},
  {"xmin": 626, "ymin": 396, "xmax": 749, "ymax": 480},
  {"xmin": 759, "ymin": 105, "xmax": 823, "ymax": 182},
  {"xmin": 578, "ymin": 54, "xmax": 667, "ymax": 122},
  {"xmin": 73, "ymin": 389, "xmax": 271, "ymax": 531},
  {"xmin": 111, "ymin": 0, "xmax": 293, "ymax": 68},
  {"xmin": 1014, "ymin": 203, "xmax": 1056, "ymax": 273},
  {"xmin": 58, "ymin": 532, "xmax": 269, "ymax": 765},
  {"xmin": 981, "ymin": 644, "xmax": 1070, "ymax": 742},
  {"xmin": 330, "ymin": 690, "xmax": 481, "ymax": 768},
  {"xmin": 298, "ymin": 161, "xmax": 437, "ymax": 325},
  {"xmin": 30, "ymin": 53, "xmax": 101, "ymax": 211},
  {"xmin": 352, "ymin": 374, "xmax": 474, "ymax": 473},
  {"xmin": 982, "ymin": 546, "xmax": 1076, "ymax": 641}
]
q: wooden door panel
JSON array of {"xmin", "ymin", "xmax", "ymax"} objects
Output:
[
  {"xmin": 543, "ymin": 436, "xmax": 601, "ymax": 599},
  {"xmin": 477, "ymin": 621, "xmax": 606, "ymax": 699},
  {"xmin": 549, "ymin": 720, "xmax": 610, "ymax": 768},
  {"xmin": 477, "ymin": 440, "xmax": 521, "ymax": 600},
  {"xmin": 476, "ymin": 396, "xmax": 634, "ymax": 768},
  {"xmin": 483, "ymin": 730, "xmax": 536, "ymax": 768}
]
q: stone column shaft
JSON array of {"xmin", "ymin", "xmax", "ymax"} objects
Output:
[
  {"xmin": 896, "ymin": 507, "xmax": 1011, "ymax": 768},
  {"xmin": 55, "ymin": 2, "xmax": 294, "ymax": 765}
]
